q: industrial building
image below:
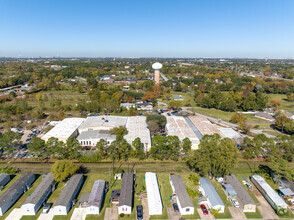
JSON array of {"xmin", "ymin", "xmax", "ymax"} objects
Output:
[
  {"xmin": 251, "ymin": 174, "xmax": 288, "ymax": 211},
  {"xmin": 86, "ymin": 180, "xmax": 106, "ymax": 215},
  {"xmin": 78, "ymin": 116, "xmax": 128, "ymax": 133},
  {"xmin": 42, "ymin": 118, "xmax": 85, "ymax": 142},
  {"xmin": 199, "ymin": 177, "xmax": 225, "ymax": 213},
  {"xmin": 219, "ymin": 128, "xmax": 242, "ymax": 140},
  {"xmin": 21, "ymin": 173, "xmax": 56, "ymax": 215},
  {"xmin": 170, "ymin": 174, "xmax": 194, "ymax": 215},
  {"xmin": 77, "ymin": 116, "xmax": 151, "ymax": 150},
  {"xmin": 166, "ymin": 116, "xmax": 200, "ymax": 149},
  {"xmin": 145, "ymin": 172, "xmax": 162, "ymax": 215},
  {"xmin": 188, "ymin": 116, "xmax": 223, "ymax": 137},
  {"xmin": 0, "ymin": 173, "xmax": 10, "ymax": 188},
  {"xmin": 0, "ymin": 173, "xmax": 35, "ymax": 216},
  {"xmin": 225, "ymin": 174, "xmax": 256, "ymax": 212},
  {"xmin": 118, "ymin": 172, "xmax": 134, "ymax": 214},
  {"xmin": 125, "ymin": 116, "xmax": 151, "ymax": 151},
  {"xmin": 77, "ymin": 130, "xmax": 116, "ymax": 146},
  {"xmin": 54, "ymin": 174, "xmax": 83, "ymax": 215}
]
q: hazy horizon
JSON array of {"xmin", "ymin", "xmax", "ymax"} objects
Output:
[{"xmin": 1, "ymin": 0, "xmax": 294, "ymax": 58}]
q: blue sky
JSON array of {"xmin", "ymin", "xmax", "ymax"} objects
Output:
[{"xmin": 0, "ymin": 0, "xmax": 293, "ymax": 58}]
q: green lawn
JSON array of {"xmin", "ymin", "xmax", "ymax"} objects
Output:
[
  {"xmin": 245, "ymin": 208, "xmax": 263, "ymax": 219},
  {"xmin": 268, "ymin": 94, "xmax": 294, "ymax": 112},
  {"xmin": 191, "ymin": 107, "xmax": 236, "ymax": 122}
]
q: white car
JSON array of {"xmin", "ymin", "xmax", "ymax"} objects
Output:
[
  {"xmin": 232, "ymin": 199, "xmax": 240, "ymax": 208},
  {"xmin": 42, "ymin": 203, "xmax": 52, "ymax": 214}
]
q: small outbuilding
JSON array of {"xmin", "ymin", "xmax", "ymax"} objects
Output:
[
  {"xmin": 54, "ymin": 174, "xmax": 83, "ymax": 215},
  {"xmin": 199, "ymin": 177, "xmax": 225, "ymax": 213},
  {"xmin": 21, "ymin": 173, "xmax": 56, "ymax": 215},
  {"xmin": 170, "ymin": 174, "xmax": 194, "ymax": 215},
  {"xmin": 86, "ymin": 180, "xmax": 106, "ymax": 215},
  {"xmin": 0, "ymin": 173, "xmax": 35, "ymax": 216},
  {"xmin": 223, "ymin": 184, "xmax": 237, "ymax": 199},
  {"xmin": 118, "ymin": 172, "xmax": 134, "ymax": 214},
  {"xmin": 225, "ymin": 174, "xmax": 256, "ymax": 212},
  {"xmin": 110, "ymin": 190, "xmax": 120, "ymax": 204},
  {"xmin": 0, "ymin": 173, "xmax": 10, "ymax": 188},
  {"xmin": 145, "ymin": 172, "xmax": 162, "ymax": 215}
]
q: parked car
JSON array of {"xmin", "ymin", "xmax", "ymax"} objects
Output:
[
  {"xmin": 231, "ymin": 199, "xmax": 240, "ymax": 208},
  {"xmin": 136, "ymin": 205, "xmax": 143, "ymax": 220},
  {"xmin": 200, "ymin": 204, "xmax": 209, "ymax": 215},
  {"xmin": 42, "ymin": 203, "xmax": 52, "ymax": 214},
  {"xmin": 172, "ymin": 203, "xmax": 179, "ymax": 212}
]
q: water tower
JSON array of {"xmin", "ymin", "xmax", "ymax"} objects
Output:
[{"xmin": 152, "ymin": 62, "xmax": 163, "ymax": 85}]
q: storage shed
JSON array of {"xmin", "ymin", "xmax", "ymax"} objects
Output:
[
  {"xmin": 21, "ymin": 173, "xmax": 55, "ymax": 215},
  {"xmin": 170, "ymin": 174, "xmax": 194, "ymax": 215},
  {"xmin": 224, "ymin": 184, "xmax": 237, "ymax": 199},
  {"xmin": 0, "ymin": 173, "xmax": 10, "ymax": 188},
  {"xmin": 54, "ymin": 174, "xmax": 83, "ymax": 215},
  {"xmin": 86, "ymin": 180, "xmax": 106, "ymax": 215},
  {"xmin": 145, "ymin": 172, "xmax": 162, "ymax": 215},
  {"xmin": 199, "ymin": 177, "xmax": 225, "ymax": 213},
  {"xmin": 225, "ymin": 174, "xmax": 256, "ymax": 212},
  {"xmin": 118, "ymin": 172, "xmax": 134, "ymax": 214},
  {"xmin": 251, "ymin": 174, "xmax": 288, "ymax": 211},
  {"xmin": 0, "ymin": 173, "xmax": 35, "ymax": 216}
]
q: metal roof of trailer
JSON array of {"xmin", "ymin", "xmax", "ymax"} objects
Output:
[
  {"xmin": 0, "ymin": 173, "xmax": 35, "ymax": 207},
  {"xmin": 42, "ymin": 118, "xmax": 85, "ymax": 140},
  {"xmin": 88, "ymin": 180, "xmax": 106, "ymax": 207},
  {"xmin": 251, "ymin": 175, "xmax": 287, "ymax": 208},
  {"xmin": 125, "ymin": 116, "xmax": 151, "ymax": 147},
  {"xmin": 23, "ymin": 173, "xmax": 55, "ymax": 205},
  {"xmin": 199, "ymin": 177, "xmax": 224, "ymax": 207},
  {"xmin": 225, "ymin": 174, "xmax": 255, "ymax": 205},
  {"xmin": 0, "ymin": 173, "xmax": 10, "ymax": 186},
  {"xmin": 145, "ymin": 172, "xmax": 162, "ymax": 214},
  {"xmin": 55, "ymin": 174, "xmax": 83, "ymax": 207},
  {"xmin": 119, "ymin": 172, "xmax": 134, "ymax": 207},
  {"xmin": 170, "ymin": 174, "xmax": 193, "ymax": 208}
]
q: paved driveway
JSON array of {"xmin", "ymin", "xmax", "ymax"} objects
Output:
[
  {"xmin": 6, "ymin": 208, "xmax": 23, "ymax": 220},
  {"xmin": 38, "ymin": 209, "xmax": 54, "ymax": 220},
  {"xmin": 197, "ymin": 208, "xmax": 215, "ymax": 220},
  {"xmin": 71, "ymin": 208, "xmax": 87, "ymax": 220},
  {"xmin": 228, "ymin": 207, "xmax": 246, "ymax": 219},
  {"xmin": 141, "ymin": 197, "xmax": 150, "ymax": 220},
  {"xmin": 167, "ymin": 207, "xmax": 181, "ymax": 220},
  {"xmin": 252, "ymin": 187, "xmax": 278, "ymax": 220},
  {"xmin": 104, "ymin": 206, "xmax": 118, "ymax": 220}
]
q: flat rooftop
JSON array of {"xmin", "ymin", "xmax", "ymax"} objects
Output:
[
  {"xmin": 78, "ymin": 116, "xmax": 128, "ymax": 130},
  {"xmin": 188, "ymin": 116, "xmax": 223, "ymax": 137},
  {"xmin": 125, "ymin": 116, "xmax": 151, "ymax": 148},
  {"xmin": 42, "ymin": 118, "xmax": 85, "ymax": 140},
  {"xmin": 166, "ymin": 116, "xmax": 199, "ymax": 144}
]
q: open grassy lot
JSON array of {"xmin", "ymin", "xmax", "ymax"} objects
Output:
[
  {"xmin": 191, "ymin": 107, "xmax": 236, "ymax": 122},
  {"xmin": 244, "ymin": 208, "xmax": 263, "ymax": 219},
  {"xmin": 268, "ymin": 94, "xmax": 294, "ymax": 112}
]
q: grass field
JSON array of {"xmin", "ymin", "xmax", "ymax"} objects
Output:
[{"xmin": 268, "ymin": 94, "xmax": 294, "ymax": 112}]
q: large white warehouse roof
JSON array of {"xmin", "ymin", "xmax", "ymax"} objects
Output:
[{"xmin": 42, "ymin": 118, "xmax": 85, "ymax": 141}]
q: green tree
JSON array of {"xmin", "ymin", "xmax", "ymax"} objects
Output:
[
  {"xmin": 96, "ymin": 139, "xmax": 108, "ymax": 158},
  {"xmin": 109, "ymin": 126, "xmax": 127, "ymax": 140},
  {"xmin": 132, "ymin": 137, "xmax": 145, "ymax": 160},
  {"xmin": 186, "ymin": 134, "xmax": 239, "ymax": 177},
  {"xmin": 230, "ymin": 113, "xmax": 246, "ymax": 124},
  {"xmin": 150, "ymin": 135, "xmax": 181, "ymax": 160},
  {"xmin": 51, "ymin": 160, "xmax": 79, "ymax": 182},
  {"xmin": 64, "ymin": 138, "xmax": 82, "ymax": 159},
  {"xmin": 181, "ymin": 137, "xmax": 192, "ymax": 154},
  {"xmin": 27, "ymin": 137, "xmax": 46, "ymax": 158},
  {"xmin": 0, "ymin": 131, "xmax": 21, "ymax": 156}
]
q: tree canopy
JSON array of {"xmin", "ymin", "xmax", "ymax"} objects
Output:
[{"xmin": 51, "ymin": 160, "xmax": 79, "ymax": 182}]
